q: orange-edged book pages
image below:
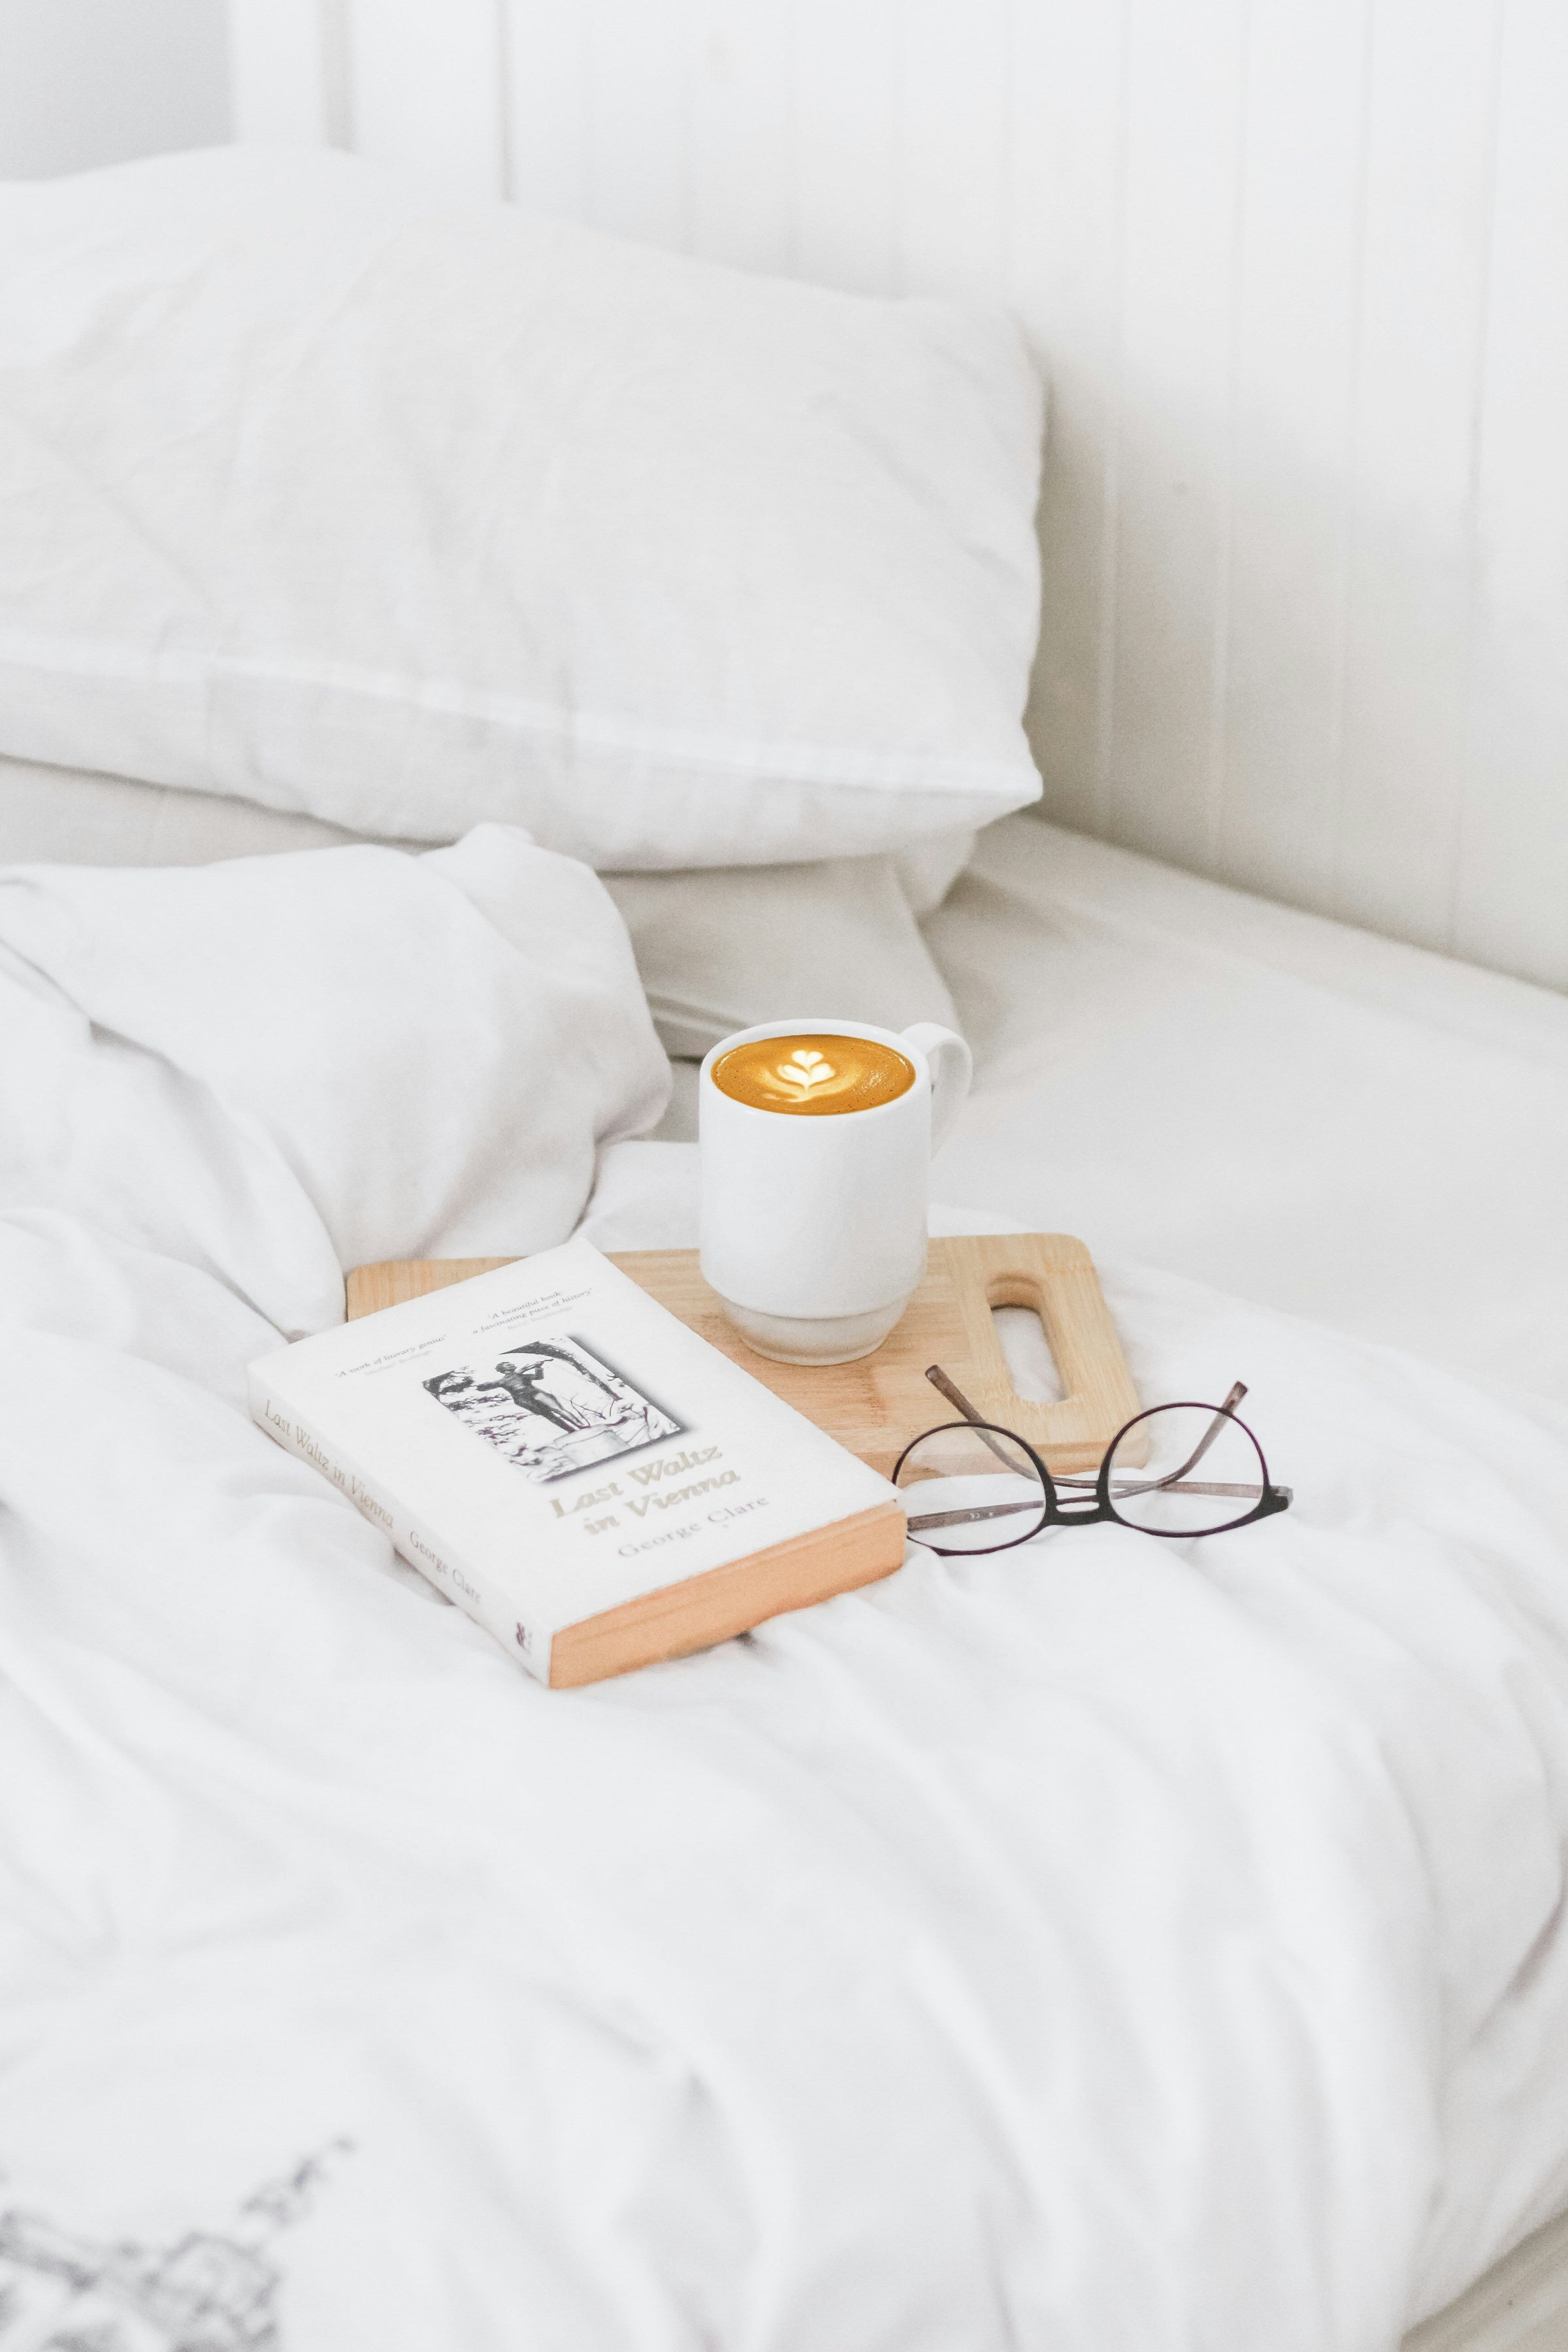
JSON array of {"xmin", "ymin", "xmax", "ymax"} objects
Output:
[{"xmin": 249, "ymin": 1235, "xmax": 906, "ymax": 1688}]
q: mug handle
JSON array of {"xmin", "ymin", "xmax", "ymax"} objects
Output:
[{"xmin": 902, "ymin": 1023, "xmax": 973, "ymax": 1153}]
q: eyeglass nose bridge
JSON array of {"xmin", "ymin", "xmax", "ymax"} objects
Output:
[{"xmin": 1047, "ymin": 1497, "xmax": 1103, "ymax": 1527}]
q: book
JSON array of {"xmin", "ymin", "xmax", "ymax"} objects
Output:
[{"xmin": 248, "ymin": 1235, "xmax": 907, "ymax": 1687}]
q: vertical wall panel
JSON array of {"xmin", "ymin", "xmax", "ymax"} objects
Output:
[
  {"xmin": 1104, "ymin": 0, "xmax": 1250, "ymax": 870},
  {"xmin": 1455, "ymin": 0, "xmax": 1568, "ymax": 979},
  {"xmin": 229, "ymin": 0, "xmax": 338, "ymax": 146},
  {"xmin": 792, "ymin": 0, "xmax": 902, "ymax": 293},
  {"xmin": 1333, "ymin": 0, "xmax": 1502, "ymax": 951},
  {"xmin": 223, "ymin": 0, "xmax": 1568, "ymax": 988},
  {"xmin": 501, "ymin": 0, "xmax": 589, "ymax": 216},
  {"xmin": 578, "ymin": 0, "xmax": 690, "ymax": 248},
  {"xmin": 1218, "ymin": 0, "xmax": 1369, "ymax": 915},
  {"xmin": 897, "ymin": 0, "xmax": 1011, "ymax": 302},
  {"xmin": 1011, "ymin": 0, "xmax": 1129, "ymax": 840},
  {"xmin": 685, "ymin": 0, "xmax": 796, "ymax": 272},
  {"xmin": 344, "ymin": 0, "xmax": 504, "ymax": 197}
]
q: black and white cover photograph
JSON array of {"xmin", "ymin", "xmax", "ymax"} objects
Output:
[{"xmin": 422, "ymin": 1335, "xmax": 682, "ymax": 1483}]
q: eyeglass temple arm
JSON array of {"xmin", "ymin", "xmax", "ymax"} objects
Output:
[
  {"xmin": 923, "ymin": 1366, "xmax": 1027, "ymax": 1475},
  {"xmin": 1184, "ymin": 1381, "xmax": 1249, "ymax": 1472},
  {"xmin": 924, "ymin": 1366, "xmax": 1251, "ymax": 1496},
  {"xmin": 925, "ymin": 1364, "xmax": 985, "ymax": 1421}
]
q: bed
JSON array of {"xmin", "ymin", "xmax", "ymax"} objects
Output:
[
  {"xmin": 5, "ymin": 743, "xmax": 1568, "ymax": 2352},
  {"xmin": 4, "ymin": 137, "xmax": 1568, "ymax": 2352}
]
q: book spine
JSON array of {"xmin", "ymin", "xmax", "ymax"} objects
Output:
[{"xmin": 246, "ymin": 1369, "xmax": 552, "ymax": 1686}]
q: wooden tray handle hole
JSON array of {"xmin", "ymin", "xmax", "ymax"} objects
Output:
[{"xmin": 988, "ymin": 1298, "xmax": 1064, "ymax": 1407}]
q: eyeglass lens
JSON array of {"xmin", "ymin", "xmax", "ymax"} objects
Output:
[
  {"xmin": 1104, "ymin": 1403, "xmax": 1269, "ymax": 1536},
  {"xmin": 893, "ymin": 1421, "xmax": 1049, "ymax": 1554}
]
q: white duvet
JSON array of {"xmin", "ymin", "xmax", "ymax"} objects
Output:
[{"xmin": 3, "ymin": 833, "xmax": 1568, "ymax": 2352}]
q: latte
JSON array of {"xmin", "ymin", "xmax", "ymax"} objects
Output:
[{"xmin": 711, "ymin": 1032, "xmax": 917, "ymax": 1116}]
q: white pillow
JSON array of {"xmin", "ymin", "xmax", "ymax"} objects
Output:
[
  {"xmin": 0, "ymin": 826, "xmax": 671, "ymax": 1284},
  {"xmin": 0, "ymin": 752, "xmax": 964, "ymax": 1062},
  {"xmin": 600, "ymin": 857, "xmax": 958, "ymax": 1061},
  {"xmin": 0, "ymin": 149, "xmax": 1044, "ymax": 869}
]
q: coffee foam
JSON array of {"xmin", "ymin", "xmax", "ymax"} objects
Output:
[{"xmin": 711, "ymin": 1033, "xmax": 917, "ymax": 1116}]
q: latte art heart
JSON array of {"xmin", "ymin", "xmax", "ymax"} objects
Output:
[{"xmin": 711, "ymin": 1033, "xmax": 917, "ymax": 1116}]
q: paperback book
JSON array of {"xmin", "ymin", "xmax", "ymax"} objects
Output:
[{"xmin": 248, "ymin": 1237, "xmax": 907, "ymax": 1686}]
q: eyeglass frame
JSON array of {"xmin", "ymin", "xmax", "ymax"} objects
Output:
[{"xmin": 892, "ymin": 1367, "xmax": 1293, "ymax": 1556}]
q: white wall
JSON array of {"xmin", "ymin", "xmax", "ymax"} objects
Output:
[
  {"xmin": 227, "ymin": 0, "xmax": 1568, "ymax": 992},
  {"xmin": 0, "ymin": 0, "xmax": 229, "ymax": 179}
]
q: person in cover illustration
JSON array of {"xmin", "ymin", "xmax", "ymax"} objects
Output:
[
  {"xmin": 476, "ymin": 1352, "xmax": 586, "ymax": 1433},
  {"xmin": 481, "ymin": 1344, "xmax": 623, "ymax": 1433},
  {"xmin": 421, "ymin": 1369, "xmax": 561, "ymax": 1446},
  {"xmin": 422, "ymin": 1335, "xmax": 681, "ymax": 1480}
]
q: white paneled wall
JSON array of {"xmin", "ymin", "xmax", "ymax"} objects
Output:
[{"xmin": 228, "ymin": 0, "xmax": 1568, "ymax": 989}]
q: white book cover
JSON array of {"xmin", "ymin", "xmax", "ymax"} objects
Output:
[{"xmin": 248, "ymin": 1237, "xmax": 902, "ymax": 1683}]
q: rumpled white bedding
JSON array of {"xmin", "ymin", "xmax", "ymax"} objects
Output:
[{"xmin": 3, "ymin": 834, "xmax": 1568, "ymax": 2351}]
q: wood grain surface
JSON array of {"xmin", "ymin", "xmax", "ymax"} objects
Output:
[
  {"xmin": 347, "ymin": 1233, "xmax": 1143, "ymax": 1476},
  {"xmin": 548, "ymin": 1502, "xmax": 908, "ymax": 1688}
]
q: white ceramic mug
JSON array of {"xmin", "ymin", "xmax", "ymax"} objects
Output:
[{"xmin": 698, "ymin": 1017, "xmax": 973, "ymax": 1364}]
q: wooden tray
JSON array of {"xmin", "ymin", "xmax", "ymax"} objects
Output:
[{"xmin": 348, "ymin": 1234, "xmax": 1141, "ymax": 1477}]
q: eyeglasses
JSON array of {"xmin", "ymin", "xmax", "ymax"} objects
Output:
[{"xmin": 893, "ymin": 1367, "xmax": 1292, "ymax": 1554}]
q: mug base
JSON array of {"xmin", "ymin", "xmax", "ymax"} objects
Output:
[{"xmin": 718, "ymin": 1296, "xmax": 909, "ymax": 1366}]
